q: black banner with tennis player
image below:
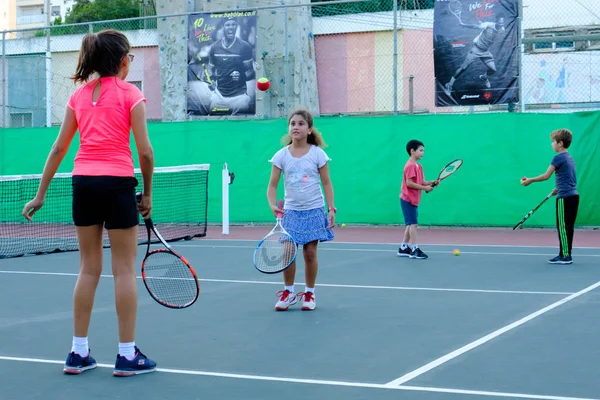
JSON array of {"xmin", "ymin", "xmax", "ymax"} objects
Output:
[
  {"xmin": 433, "ymin": 0, "xmax": 519, "ymax": 106},
  {"xmin": 187, "ymin": 11, "xmax": 257, "ymax": 116}
]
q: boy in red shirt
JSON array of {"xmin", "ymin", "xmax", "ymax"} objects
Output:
[{"xmin": 398, "ymin": 140, "xmax": 438, "ymax": 259}]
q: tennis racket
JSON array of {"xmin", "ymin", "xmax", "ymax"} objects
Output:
[
  {"xmin": 253, "ymin": 200, "xmax": 298, "ymax": 274},
  {"xmin": 428, "ymin": 158, "xmax": 463, "ymax": 192},
  {"xmin": 449, "ymin": 0, "xmax": 462, "ymax": 22},
  {"xmin": 136, "ymin": 192, "xmax": 200, "ymax": 309},
  {"xmin": 513, "ymin": 191, "xmax": 555, "ymax": 230}
]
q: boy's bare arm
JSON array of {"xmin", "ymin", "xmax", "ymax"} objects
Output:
[{"xmin": 406, "ymin": 179, "xmax": 432, "ymax": 191}]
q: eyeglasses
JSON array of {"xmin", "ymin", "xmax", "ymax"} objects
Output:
[{"xmin": 121, "ymin": 53, "xmax": 135, "ymax": 63}]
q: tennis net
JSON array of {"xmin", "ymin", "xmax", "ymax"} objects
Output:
[{"xmin": 0, "ymin": 164, "xmax": 210, "ymax": 259}]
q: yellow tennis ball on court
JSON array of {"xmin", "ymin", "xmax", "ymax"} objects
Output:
[
  {"xmin": 453, "ymin": 249, "xmax": 460, "ymax": 256},
  {"xmin": 341, "ymin": 223, "xmax": 346, "ymax": 227}
]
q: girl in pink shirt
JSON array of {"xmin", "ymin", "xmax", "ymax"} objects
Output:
[{"xmin": 21, "ymin": 29, "xmax": 156, "ymax": 377}]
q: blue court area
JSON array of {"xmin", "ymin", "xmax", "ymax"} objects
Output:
[{"xmin": 1, "ymin": 239, "xmax": 599, "ymax": 400}]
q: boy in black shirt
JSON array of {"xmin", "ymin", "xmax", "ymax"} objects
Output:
[{"xmin": 522, "ymin": 129, "xmax": 579, "ymax": 264}]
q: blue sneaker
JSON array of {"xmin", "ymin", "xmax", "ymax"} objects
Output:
[
  {"xmin": 64, "ymin": 350, "xmax": 97, "ymax": 374},
  {"xmin": 113, "ymin": 347, "xmax": 157, "ymax": 377}
]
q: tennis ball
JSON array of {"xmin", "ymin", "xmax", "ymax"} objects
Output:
[
  {"xmin": 256, "ymin": 77, "xmax": 270, "ymax": 91},
  {"xmin": 453, "ymin": 249, "xmax": 460, "ymax": 256},
  {"xmin": 341, "ymin": 223, "xmax": 346, "ymax": 227}
]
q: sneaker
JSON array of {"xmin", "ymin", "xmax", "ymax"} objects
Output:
[
  {"xmin": 63, "ymin": 350, "xmax": 97, "ymax": 375},
  {"xmin": 113, "ymin": 347, "xmax": 157, "ymax": 377},
  {"xmin": 479, "ymin": 74, "xmax": 491, "ymax": 88},
  {"xmin": 548, "ymin": 255, "xmax": 572, "ymax": 264},
  {"xmin": 409, "ymin": 247, "xmax": 428, "ymax": 259},
  {"xmin": 397, "ymin": 246, "xmax": 412, "ymax": 257},
  {"xmin": 298, "ymin": 292, "xmax": 316, "ymax": 311},
  {"xmin": 275, "ymin": 290, "xmax": 298, "ymax": 311},
  {"xmin": 443, "ymin": 83, "xmax": 453, "ymax": 96}
]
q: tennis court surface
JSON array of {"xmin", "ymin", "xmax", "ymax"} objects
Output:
[{"xmin": 1, "ymin": 225, "xmax": 599, "ymax": 400}]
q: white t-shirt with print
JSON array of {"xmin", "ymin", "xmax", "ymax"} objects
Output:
[{"xmin": 269, "ymin": 144, "xmax": 331, "ymax": 211}]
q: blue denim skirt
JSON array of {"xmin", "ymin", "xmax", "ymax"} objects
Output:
[{"xmin": 281, "ymin": 207, "xmax": 335, "ymax": 245}]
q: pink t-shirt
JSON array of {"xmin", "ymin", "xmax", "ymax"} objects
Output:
[
  {"xmin": 400, "ymin": 160, "xmax": 424, "ymax": 206},
  {"xmin": 67, "ymin": 76, "xmax": 146, "ymax": 177}
]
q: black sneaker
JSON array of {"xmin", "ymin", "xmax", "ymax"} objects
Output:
[
  {"xmin": 548, "ymin": 255, "xmax": 572, "ymax": 264},
  {"xmin": 409, "ymin": 248, "xmax": 428, "ymax": 259},
  {"xmin": 397, "ymin": 246, "xmax": 412, "ymax": 257}
]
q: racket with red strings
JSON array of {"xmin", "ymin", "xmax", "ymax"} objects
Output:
[{"xmin": 136, "ymin": 192, "xmax": 200, "ymax": 309}]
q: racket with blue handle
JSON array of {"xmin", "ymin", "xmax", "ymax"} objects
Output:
[
  {"xmin": 136, "ymin": 192, "xmax": 200, "ymax": 309},
  {"xmin": 253, "ymin": 200, "xmax": 298, "ymax": 274}
]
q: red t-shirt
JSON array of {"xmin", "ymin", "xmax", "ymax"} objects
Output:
[
  {"xmin": 67, "ymin": 76, "xmax": 146, "ymax": 177},
  {"xmin": 400, "ymin": 160, "xmax": 424, "ymax": 206}
]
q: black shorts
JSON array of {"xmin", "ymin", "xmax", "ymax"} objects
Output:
[{"xmin": 72, "ymin": 175, "xmax": 140, "ymax": 230}]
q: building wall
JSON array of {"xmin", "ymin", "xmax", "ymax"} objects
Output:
[
  {"xmin": 8, "ymin": 53, "xmax": 46, "ymax": 127},
  {"xmin": 315, "ymin": 30, "xmax": 403, "ymax": 114},
  {"xmin": 0, "ymin": 0, "xmax": 17, "ymax": 32}
]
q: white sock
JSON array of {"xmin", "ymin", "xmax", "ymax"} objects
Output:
[
  {"xmin": 285, "ymin": 285, "xmax": 294, "ymax": 293},
  {"xmin": 411, "ymin": 244, "xmax": 418, "ymax": 251},
  {"xmin": 71, "ymin": 336, "xmax": 89, "ymax": 357},
  {"xmin": 305, "ymin": 286, "xmax": 315, "ymax": 294},
  {"xmin": 119, "ymin": 342, "xmax": 136, "ymax": 360},
  {"xmin": 400, "ymin": 242, "xmax": 408, "ymax": 249}
]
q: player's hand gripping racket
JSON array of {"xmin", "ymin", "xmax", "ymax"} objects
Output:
[
  {"xmin": 513, "ymin": 191, "xmax": 555, "ymax": 230},
  {"xmin": 428, "ymin": 158, "xmax": 463, "ymax": 193},
  {"xmin": 136, "ymin": 192, "xmax": 200, "ymax": 309},
  {"xmin": 253, "ymin": 200, "xmax": 298, "ymax": 274}
]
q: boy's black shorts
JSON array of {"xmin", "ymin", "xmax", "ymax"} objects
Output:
[{"xmin": 72, "ymin": 175, "xmax": 139, "ymax": 230}]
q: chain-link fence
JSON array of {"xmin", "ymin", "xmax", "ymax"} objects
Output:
[{"xmin": 1, "ymin": 0, "xmax": 600, "ymax": 128}]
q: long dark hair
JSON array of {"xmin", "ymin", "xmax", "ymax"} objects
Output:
[{"xmin": 72, "ymin": 29, "xmax": 131, "ymax": 84}]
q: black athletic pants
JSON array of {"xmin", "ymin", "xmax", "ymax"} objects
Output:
[{"xmin": 555, "ymin": 195, "xmax": 579, "ymax": 258}]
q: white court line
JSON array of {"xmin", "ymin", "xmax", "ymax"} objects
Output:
[
  {"xmin": 0, "ymin": 270, "xmax": 573, "ymax": 295},
  {"xmin": 0, "ymin": 355, "xmax": 597, "ymax": 400},
  {"xmin": 385, "ymin": 280, "xmax": 600, "ymax": 387},
  {"xmin": 172, "ymin": 243, "xmax": 600, "ymax": 258},
  {"xmin": 196, "ymin": 238, "xmax": 600, "ymax": 250}
]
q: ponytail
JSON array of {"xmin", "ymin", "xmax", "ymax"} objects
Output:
[
  {"xmin": 72, "ymin": 33, "xmax": 99, "ymax": 84},
  {"xmin": 71, "ymin": 30, "xmax": 131, "ymax": 84}
]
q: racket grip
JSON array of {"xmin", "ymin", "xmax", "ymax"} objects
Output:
[
  {"xmin": 136, "ymin": 191, "xmax": 153, "ymax": 227},
  {"xmin": 276, "ymin": 200, "xmax": 284, "ymax": 219}
]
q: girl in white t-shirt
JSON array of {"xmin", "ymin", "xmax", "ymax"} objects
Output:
[{"xmin": 267, "ymin": 109, "xmax": 336, "ymax": 311}]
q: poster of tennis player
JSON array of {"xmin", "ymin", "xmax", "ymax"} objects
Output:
[
  {"xmin": 434, "ymin": 0, "xmax": 519, "ymax": 106},
  {"xmin": 187, "ymin": 11, "xmax": 257, "ymax": 116}
]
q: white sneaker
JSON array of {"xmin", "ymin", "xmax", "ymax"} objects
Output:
[
  {"xmin": 275, "ymin": 290, "xmax": 297, "ymax": 311},
  {"xmin": 298, "ymin": 292, "xmax": 316, "ymax": 311}
]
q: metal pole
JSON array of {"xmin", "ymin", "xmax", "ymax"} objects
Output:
[
  {"xmin": 517, "ymin": 0, "xmax": 525, "ymax": 112},
  {"xmin": 1, "ymin": 31, "xmax": 5, "ymax": 174},
  {"xmin": 45, "ymin": 0, "xmax": 52, "ymax": 127},
  {"xmin": 2, "ymin": 31, "xmax": 6, "ymax": 131},
  {"xmin": 408, "ymin": 75, "xmax": 414, "ymax": 114},
  {"xmin": 284, "ymin": 5, "xmax": 289, "ymax": 116},
  {"xmin": 392, "ymin": 0, "xmax": 398, "ymax": 115},
  {"xmin": 46, "ymin": 32, "xmax": 52, "ymax": 127}
]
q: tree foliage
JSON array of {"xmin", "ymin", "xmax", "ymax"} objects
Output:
[{"xmin": 62, "ymin": 0, "xmax": 142, "ymax": 24}]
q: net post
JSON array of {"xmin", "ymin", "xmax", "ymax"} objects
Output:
[{"xmin": 222, "ymin": 163, "xmax": 230, "ymax": 235}]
